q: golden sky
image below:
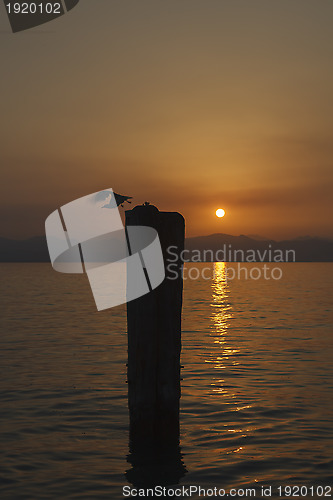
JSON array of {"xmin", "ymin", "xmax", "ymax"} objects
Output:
[{"xmin": 1, "ymin": 1, "xmax": 333, "ymax": 239}]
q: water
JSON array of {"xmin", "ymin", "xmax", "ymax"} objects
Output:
[{"xmin": 0, "ymin": 263, "xmax": 332, "ymax": 499}]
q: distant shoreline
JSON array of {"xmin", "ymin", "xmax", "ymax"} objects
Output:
[{"xmin": 1, "ymin": 233, "xmax": 333, "ymax": 263}]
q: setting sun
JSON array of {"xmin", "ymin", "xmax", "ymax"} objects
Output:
[{"xmin": 216, "ymin": 208, "xmax": 225, "ymax": 218}]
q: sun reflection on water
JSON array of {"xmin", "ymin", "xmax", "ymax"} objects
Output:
[
  {"xmin": 208, "ymin": 263, "xmax": 239, "ymax": 377},
  {"xmin": 206, "ymin": 263, "xmax": 252, "ymax": 451},
  {"xmin": 208, "ymin": 264, "xmax": 241, "ymax": 394},
  {"xmin": 211, "ymin": 263, "xmax": 232, "ymax": 335}
]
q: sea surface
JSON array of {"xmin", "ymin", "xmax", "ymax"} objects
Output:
[{"xmin": 0, "ymin": 263, "xmax": 332, "ymax": 499}]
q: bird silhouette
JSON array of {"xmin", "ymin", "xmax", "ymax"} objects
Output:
[{"xmin": 113, "ymin": 192, "xmax": 133, "ymax": 207}]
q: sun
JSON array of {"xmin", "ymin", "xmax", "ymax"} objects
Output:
[{"xmin": 216, "ymin": 208, "xmax": 225, "ymax": 218}]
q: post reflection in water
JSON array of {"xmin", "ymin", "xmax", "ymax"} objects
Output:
[{"xmin": 125, "ymin": 442, "xmax": 187, "ymax": 488}]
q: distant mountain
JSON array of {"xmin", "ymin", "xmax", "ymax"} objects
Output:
[
  {"xmin": 0, "ymin": 233, "xmax": 332, "ymax": 262},
  {"xmin": 245, "ymin": 234, "xmax": 270, "ymax": 241},
  {"xmin": 185, "ymin": 233, "xmax": 333, "ymax": 262},
  {"xmin": 0, "ymin": 236, "xmax": 49, "ymax": 262}
]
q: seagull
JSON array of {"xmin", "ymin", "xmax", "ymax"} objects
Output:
[{"xmin": 113, "ymin": 192, "xmax": 133, "ymax": 207}]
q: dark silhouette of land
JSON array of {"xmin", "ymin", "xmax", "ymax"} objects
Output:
[
  {"xmin": 0, "ymin": 236, "xmax": 50, "ymax": 262},
  {"xmin": 0, "ymin": 233, "xmax": 332, "ymax": 262},
  {"xmin": 185, "ymin": 233, "xmax": 333, "ymax": 262}
]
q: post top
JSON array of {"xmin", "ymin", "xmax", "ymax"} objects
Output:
[{"xmin": 126, "ymin": 203, "xmax": 159, "ymax": 216}]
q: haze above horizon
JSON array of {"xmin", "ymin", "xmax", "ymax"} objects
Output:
[{"xmin": 1, "ymin": 1, "xmax": 332, "ymax": 240}]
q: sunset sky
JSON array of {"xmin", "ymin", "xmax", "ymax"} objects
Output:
[{"xmin": 1, "ymin": 0, "xmax": 333, "ymax": 240}]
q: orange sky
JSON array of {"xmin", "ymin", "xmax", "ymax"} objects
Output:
[{"xmin": 1, "ymin": 1, "xmax": 332, "ymax": 239}]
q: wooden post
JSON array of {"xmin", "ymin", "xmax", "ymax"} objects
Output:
[{"xmin": 125, "ymin": 204, "xmax": 185, "ymax": 447}]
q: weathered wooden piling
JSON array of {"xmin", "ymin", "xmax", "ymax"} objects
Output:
[{"xmin": 125, "ymin": 204, "xmax": 185, "ymax": 447}]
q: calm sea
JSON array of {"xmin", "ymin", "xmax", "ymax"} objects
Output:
[{"xmin": 0, "ymin": 263, "xmax": 332, "ymax": 499}]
